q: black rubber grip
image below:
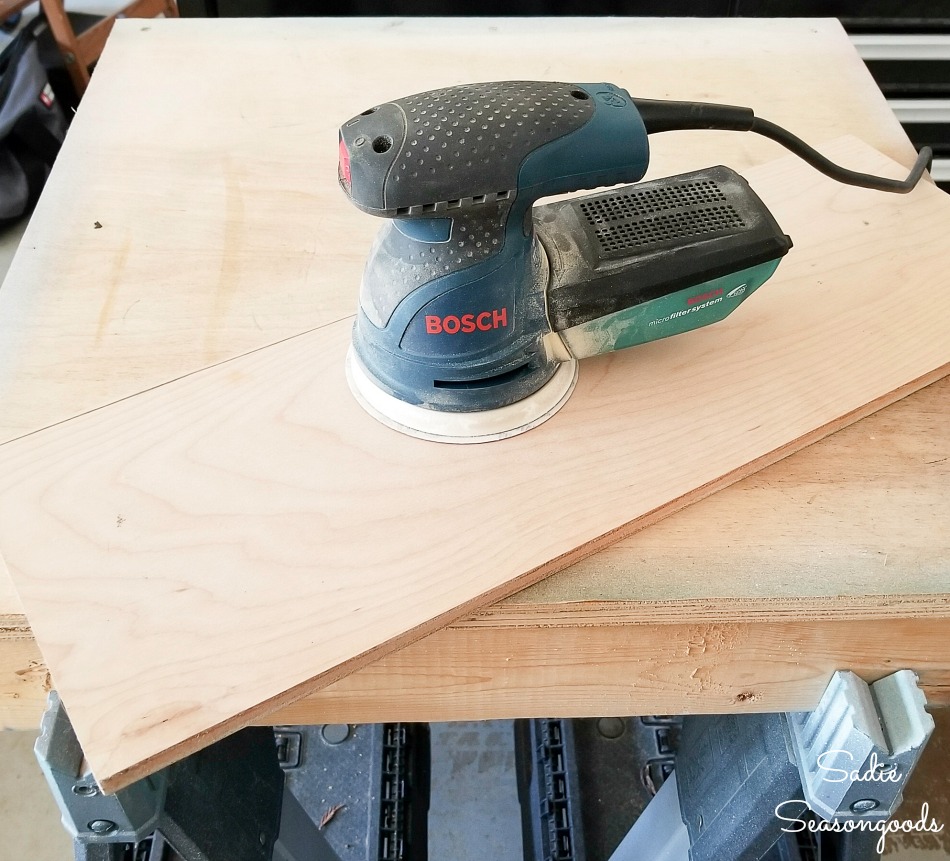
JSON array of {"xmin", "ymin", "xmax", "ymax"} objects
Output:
[
  {"xmin": 633, "ymin": 98, "xmax": 755, "ymax": 133},
  {"xmin": 341, "ymin": 82, "xmax": 596, "ymax": 215}
]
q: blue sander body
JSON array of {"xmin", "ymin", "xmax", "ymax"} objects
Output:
[{"xmin": 338, "ymin": 81, "xmax": 930, "ymax": 443}]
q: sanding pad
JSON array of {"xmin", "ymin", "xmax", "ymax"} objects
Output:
[{"xmin": 345, "ymin": 349, "xmax": 578, "ymax": 444}]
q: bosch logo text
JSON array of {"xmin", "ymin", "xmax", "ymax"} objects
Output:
[{"xmin": 425, "ymin": 308, "xmax": 508, "ymax": 334}]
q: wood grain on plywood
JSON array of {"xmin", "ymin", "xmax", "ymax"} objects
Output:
[
  {"xmin": 0, "ymin": 555, "xmax": 22, "ymax": 617},
  {"xmin": 0, "ymin": 18, "xmax": 911, "ymax": 444},
  {"xmin": 0, "ymin": 19, "xmax": 924, "ymax": 626},
  {"xmin": 4, "ymin": 368, "xmax": 948, "ymax": 623},
  {"xmin": 2, "ymin": 376, "xmax": 947, "ymax": 731},
  {"xmin": 0, "ymin": 139, "xmax": 947, "ymax": 789}
]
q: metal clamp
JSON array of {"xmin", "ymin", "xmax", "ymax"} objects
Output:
[
  {"xmin": 608, "ymin": 669, "xmax": 934, "ymax": 861},
  {"xmin": 787, "ymin": 669, "xmax": 934, "ymax": 822}
]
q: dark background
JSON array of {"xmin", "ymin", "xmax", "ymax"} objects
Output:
[{"xmin": 181, "ymin": 0, "xmax": 950, "ymax": 32}]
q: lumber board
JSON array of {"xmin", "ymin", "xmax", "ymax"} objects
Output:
[
  {"xmin": 0, "ymin": 18, "xmax": 915, "ymax": 445},
  {"xmin": 264, "ymin": 617, "xmax": 950, "ymax": 724},
  {"xmin": 0, "ymin": 138, "xmax": 948, "ymax": 790},
  {"xmin": 0, "ymin": 632, "xmax": 50, "ymax": 731},
  {"xmin": 0, "ymin": 19, "xmax": 927, "ymax": 630},
  {"xmin": 5, "ymin": 615, "xmax": 949, "ymax": 731},
  {"xmin": 2, "ymin": 376, "xmax": 947, "ymax": 732}
]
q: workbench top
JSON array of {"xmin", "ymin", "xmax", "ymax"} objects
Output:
[{"xmin": 1, "ymin": 17, "xmax": 947, "ymax": 735}]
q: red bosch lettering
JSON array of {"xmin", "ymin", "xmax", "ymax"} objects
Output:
[
  {"xmin": 424, "ymin": 308, "xmax": 509, "ymax": 335},
  {"xmin": 687, "ymin": 287, "xmax": 723, "ymax": 307}
]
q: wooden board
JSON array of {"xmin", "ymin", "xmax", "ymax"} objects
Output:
[
  {"xmin": 5, "ymin": 610, "xmax": 950, "ymax": 732},
  {"xmin": 0, "ymin": 19, "xmax": 931, "ymax": 728},
  {"xmin": 0, "ymin": 138, "xmax": 948, "ymax": 791},
  {"xmin": 0, "ymin": 18, "xmax": 916, "ymax": 445},
  {"xmin": 264, "ymin": 617, "xmax": 950, "ymax": 724},
  {"xmin": 3, "ymin": 376, "xmax": 948, "ymax": 731}
]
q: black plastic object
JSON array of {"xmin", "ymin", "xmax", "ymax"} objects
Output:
[
  {"xmin": 633, "ymin": 98, "xmax": 755, "ymax": 132},
  {"xmin": 516, "ymin": 719, "xmax": 587, "ymax": 861},
  {"xmin": 515, "ymin": 716, "xmax": 689, "ymax": 861},
  {"xmin": 161, "ymin": 727, "xmax": 284, "ymax": 861},
  {"xmin": 865, "ymin": 59, "xmax": 950, "ymax": 97},
  {"xmin": 70, "ymin": 723, "xmax": 431, "ymax": 861},
  {"xmin": 570, "ymin": 717, "xmax": 682, "ymax": 860},
  {"xmin": 675, "ymin": 713, "xmax": 805, "ymax": 861},
  {"xmin": 378, "ymin": 724, "xmax": 430, "ymax": 861},
  {"xmin": 77, "ymin": 727, "xmax": 286, "ymax": 861},
  {"xmin": 632, "ymin": 96, "xmax": 932, "ymax": 194},
  {"xmin": 280, "ymin": 723, "xmax": 430, "ymax": 861},
  {"xmin": 540, "ymin": 166, "xmax": 791, "ymax": 332}
]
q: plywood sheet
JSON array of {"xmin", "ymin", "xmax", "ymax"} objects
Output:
[
  {"xmin": 2, "ymin": 16, "xmax": 939, "ymax": 736},
  {"xmin": 0, "ymin": 18, "xmax": 914, "ymax": 445},
  {"xmin": 0, "ymin": 139, "xmax": 948, "ymax": 791},
  {"xmin": 3, "ymin": 378, "xmax": 948, "ymax": 733},
  {"xmin": 1, "ymin": 17, "xmax": 932, "ymax": 640}
]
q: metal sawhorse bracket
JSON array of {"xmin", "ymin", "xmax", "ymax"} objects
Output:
[{"xmin": 609, "ymin": 670, "xmax": 935, "ymax": 861}]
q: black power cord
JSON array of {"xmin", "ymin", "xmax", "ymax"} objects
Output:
[{"xmin": 633, "ymin": 97, "xmax": 933, "ymax": 194}]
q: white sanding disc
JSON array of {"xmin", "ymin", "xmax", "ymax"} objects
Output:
[{"xmin": 345, "ymin": 349, "xmax": 578, "ymax": 444}]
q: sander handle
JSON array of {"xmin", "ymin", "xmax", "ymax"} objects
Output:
[{"xmin": 338, "ymin": 81, "xmax": 650, "ymax": 222}]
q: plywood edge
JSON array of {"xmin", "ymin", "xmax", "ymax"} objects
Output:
[
  {"xmin": 9, "ymin": 140, "xmax": 949, "ymax": 794},
  {"xmin": 0, "ymin": 615, "xmax": 31, "ymax": 635},
  {"xmin": 476, "ymin": 595, "xmax": 950, "ymax": 627},
  {"xmin": 6, "ymin": 590, "xmax": 948, "ymax": 645},
  {"xmin": 32, "ymin": 356, "xmax": 950, "ymax": 794}
]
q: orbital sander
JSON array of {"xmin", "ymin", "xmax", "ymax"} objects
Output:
[{"xmin": 338, "ymin": 81, "xmax": 930, "ymax": 443}]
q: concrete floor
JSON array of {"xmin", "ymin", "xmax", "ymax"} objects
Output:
[{"xmin": 0, "ymin": 731, "xmax": 73, "ymax": 860}]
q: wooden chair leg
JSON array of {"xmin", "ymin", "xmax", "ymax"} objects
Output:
[
  {"xmin": 37, "ymin": 0, "xmax": 178, "ymax": 98},
  {"xmin": 37, "ymin": 0, "xmax": 91, "ymax": 95}
]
